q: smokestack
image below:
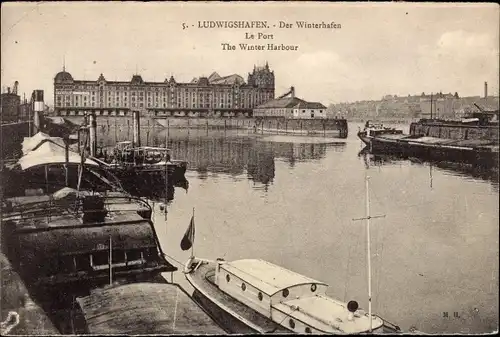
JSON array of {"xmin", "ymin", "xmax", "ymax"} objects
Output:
[
  {"xmin": 484, "ymin": 82, "xmax": 488, "ymax": 98},
  {"xmin": 13, "ymin": 81, "xmax": 19, "ymax": 95},
  {"xmin": 133, "ymin": 110, "xmax": 141, "ymax": 147},
  {"xmin": 89, "ymin": 113, "xmax": 97, "ymax": 157},
  {"xmin": 33, "ymin": 90, "xmax": 44, "ymax": 133}
]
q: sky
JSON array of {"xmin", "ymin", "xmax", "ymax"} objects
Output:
[{"xmin": 1, "ymin": 1, "xmax": 499, "ymax": 105}]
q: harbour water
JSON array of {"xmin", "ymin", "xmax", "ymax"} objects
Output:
[{"xmin": 99, "ymin": 122, "xmax": 498, "ymax": 334}]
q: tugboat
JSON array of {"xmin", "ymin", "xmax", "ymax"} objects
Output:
[
  {"xmin": 357, "ymin": 121, "xmax": 403, "ymax": 146},
  {"xmin": 92, "ymin": 141, "xmax": 188, "ymax": 195}
]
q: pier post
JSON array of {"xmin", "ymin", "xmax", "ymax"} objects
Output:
[
  {"xmin": 77, "ymin": 130, "xmax": 81, "ymax": 154},
  {"xmin": 133, "ymin": 110, "xmax": 140, "ymax": 147},
  {"xmin": 147, "ymin": 119, "xmax": 150, "ymax": 146},
  {"xmin": 89, "ymin": 113, "xmax": 97, "ymax": 157}
]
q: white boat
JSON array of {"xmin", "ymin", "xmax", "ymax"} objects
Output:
[{"xmin": 182, "ymin": 177, "xmax": 402, "ymax": 334}]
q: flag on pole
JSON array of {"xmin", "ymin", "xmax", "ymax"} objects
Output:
[{"xmin": 180, "ymin": 215, "xmax": 195, "ymax": 251}]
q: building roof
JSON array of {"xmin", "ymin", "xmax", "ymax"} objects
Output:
[
  {"xmin": 221, "ymin": 259, "xmax": 326, "ymax": 296},
  {"xmin": 256, "ymin": 96, "xmax": 327, "ymax": 110},
  {"xmin": 54, "ymin": 71, "xmax": 74, "ymax": 82},
  {"xmin": 294, "ymin": 101, "xmax": 327, "ymax": 109},
  {"xmin": 208, "ymin": 72, "xmax": 221, "ymax": 82},
  {"xmin": 255, "ymin": 96, "xmax": 304, "ymax": 109},
  {"xmin": 130, "ymin": 75, "xmax": 144, "ymax": 84},
  {"xmin": 210, "ymin": 74, "xmax": 245, "ymax": 85}
]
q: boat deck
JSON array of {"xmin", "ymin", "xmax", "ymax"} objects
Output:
[
  {"xmin": 186, "ymin": 261, "xmax": 290, "ymax": 334},
  {"xmin": 377, "ymin": 134, "xmax": 498, "ymax": 151},
  {"xmin": 76, "ymin": 282, "xmax": 225, "ymax": 334}
]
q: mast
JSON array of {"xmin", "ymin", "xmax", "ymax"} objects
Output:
[
  {"xmin": 365, "ymin": 176, "xmax": 372, "ymax": 331},
  {"xmin": 430, "ymin": 93, "xmax": 433, "ymax": 119},
  {"xmin": 353, "ymin": 176, "xmax": 385, "ymax": 332}
]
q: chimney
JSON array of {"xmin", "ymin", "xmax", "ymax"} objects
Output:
[
  {"xmin": 7, "ymin": 87, "xmax": 11, "ymax": 94},
  {"xmin": 290, "ymin": 86, "xmax": 295, "ymax": 98},
  {"xmin": 484, "ymin": 81, "xmax": 488, "ymax": 98}
]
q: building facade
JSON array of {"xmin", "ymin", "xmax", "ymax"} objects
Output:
[
  {"xmin": 253, "ymin": 87, "xmax": 327, "ymax": 119},
  {"xmin": 1, "ymin": 90, "xmax": 21, "ymax": 124},
  {"xmin": 54, "ymin": 64, "xmax": 275, "ymax": 118}
]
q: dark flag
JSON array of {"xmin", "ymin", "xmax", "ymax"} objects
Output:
[{"xmin": 180, "ymin": 215, "xmax": 195, "ymax": 251}]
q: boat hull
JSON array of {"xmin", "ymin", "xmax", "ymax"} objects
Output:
[
  {"xmin": 100, "ymin": 161, "xmax": 188, "ymax": 197},
  {"xmin": 357, "ymin": 132, "xmax": 371, "ymax": 145},
  {"xmin": 370, "ymin": 136, "xmax": 499, "ymax": 168},
  {"xmin": 184, "ymin": 260, "xmax": 290, "ymax": 334}
]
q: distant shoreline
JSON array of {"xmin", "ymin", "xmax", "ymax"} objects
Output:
[{"xmin": 346, "ymin": 117, "xmax": 418, "ymax": 124}]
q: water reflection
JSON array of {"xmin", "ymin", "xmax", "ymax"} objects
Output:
[
  {"xmin": 157, "ymin": 130, "xmax": 346, "ymax": 190},
  {"xmin": 358, "ymin": 146, "xmax": 499, "ymax": 191}
]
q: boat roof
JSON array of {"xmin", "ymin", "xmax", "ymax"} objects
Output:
[
  {"xmin": 272, "ymin": 295, "xmax": 384, "ymax": 333},
  {"xmin": 22, "ymin": 131, "xmax": 66, "ymax": 155},
  {"xmin": 221, "ymin": 259, "xmax": 327, "ymax": 296},
  {"xmin": 17, "ymin": 141, "xmax": 99, "ymax": 170},
  {"xmin": 76, "ymin": 283, "xmax": 225, "ymax": 335}
]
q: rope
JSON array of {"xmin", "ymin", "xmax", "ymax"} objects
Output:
[{"xmin": 163, "ymin": 253, "xmax": 185, "ymax": 268}]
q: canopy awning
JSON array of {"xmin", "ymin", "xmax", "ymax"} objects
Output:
[
  {"xmin": 18, "ymin": 141, "xmax": 98, "ymax": 170},
  {"xmin": 22, "ymin": 132, "xmax": 66, "ymax": 155}
]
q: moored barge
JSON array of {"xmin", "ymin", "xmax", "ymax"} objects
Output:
[{"xmin": 365, "ymin": 109, "xmax": 499, "ymax": 168}]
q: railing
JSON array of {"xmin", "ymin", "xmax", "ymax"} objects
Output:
[{"xmin": 1, "ymin": 193, "xmax": 152, "ymax": 227}]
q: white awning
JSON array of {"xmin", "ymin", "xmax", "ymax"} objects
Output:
[
  {"xmin": 22, "ymin": 132, "xmax": 66, "ymax": 155},
  {"xmin": 18, "ymin": 141, "xmax": 98, "ymax": 170}
]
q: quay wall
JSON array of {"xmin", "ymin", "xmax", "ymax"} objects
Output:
[
  {"xmin": 62, "ymin": 116, "xmax": 348, "ymax": 134},
  {"xmin": 254, "ymin": 117, "xmax": 349, "ymax": 138},
  {"xmin": 0, "ymin": 253, "xmax": 59, "ymax": 335},
  {"xmin": 62, "ymin": 116, "xmax": 255, "ymax": 130},
  {"xmin": 410, "ymin": 123, "xmax": 499, "ymax": 142}
]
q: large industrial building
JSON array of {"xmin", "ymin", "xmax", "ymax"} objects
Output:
[{"xmin": 53, "ymin": 63, "xmax": 275, "ymax": 117}]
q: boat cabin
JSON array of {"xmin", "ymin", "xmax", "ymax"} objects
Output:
[
  {"xmin": 1, "ymin": 194, "xmax": 176, "ymax": 287},
  {"xmin": 214, "ymin": 259, "xmax": 387, "ymax": 334},
  {"xmin": 112, "ymin": 141, "xmax": 171, "ymax": 166}
]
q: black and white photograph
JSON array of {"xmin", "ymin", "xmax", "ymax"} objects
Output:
[{"xmin": 1, "ymin": 1, "xmax": 498, "ymax": 335}]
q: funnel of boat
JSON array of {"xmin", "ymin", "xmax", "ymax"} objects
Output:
[{"xmin": 347, "ymin": 300, "xmax": 359, "ymax": 321}]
